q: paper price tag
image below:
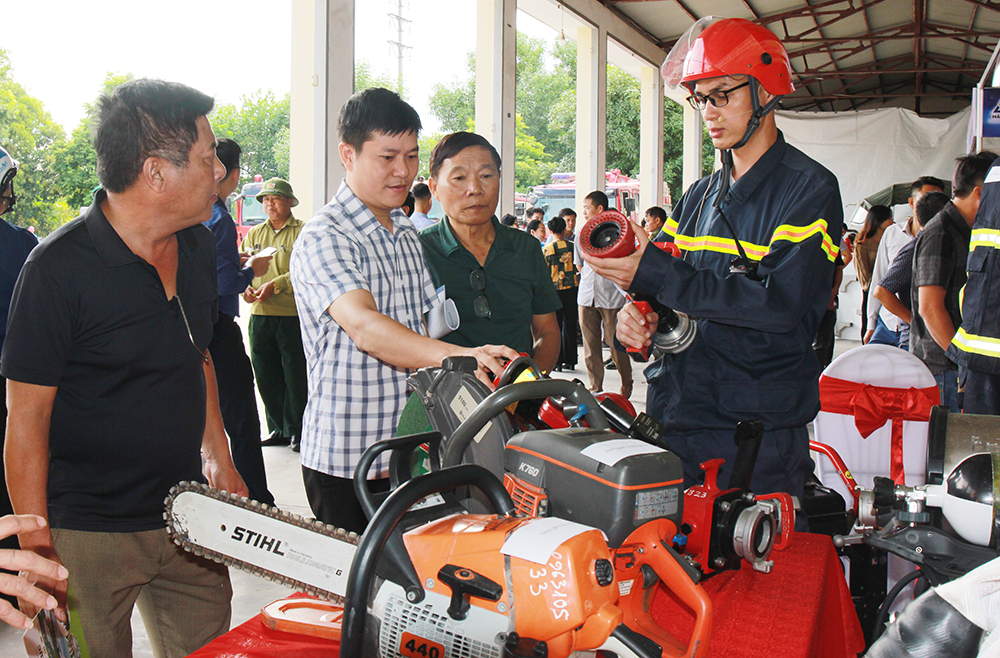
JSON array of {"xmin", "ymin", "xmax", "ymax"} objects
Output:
[
  {"xmin": 580, "ymin": 438, "xmax": 664, "ymax": 466},
  {"xmin": 500, "ymin": 517, "xmax": 596, "ymax": 565}
]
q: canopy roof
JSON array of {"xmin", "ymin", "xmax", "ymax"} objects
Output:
[{"xmin": 598, "ymin": 0, "xmax": 1000, "ymax": 117}]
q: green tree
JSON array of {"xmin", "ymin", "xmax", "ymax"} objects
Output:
[
  {"xmin": 273, "ymin": 125, "xmax": 291, "ymax": 181},
  {"xmin": 0, "ymin": 50, "xmax": 71, "ymax": 235},
  {"xmin": 418, "ymin": 132, "xmax": 447, "ymax": 180},
  {"xmin": 426, "ymin": 34, "xmax": 718, "ymax": 199},
  {"xmin": 428, "ymin": 34, "xmax": 576, "ymax": 168},
  {"xmin": 605, "ymin": 66, "xmax": 641, "ymax": 177},
  {"xmin": 211, "ymin": 90, "xmax": 290, "ymax": 186},
  {"xmin": 513, "ymin": 114, "xmax": 556, "ymax": 192},
  {"xmin": 549, "ymin": 61, "xmax": 716, "ymax": 204},
  {"xmin": 51, "ymin": 72, "xmax": 132, "ymax": 211},
  {"xmin": 51, "ymin": 123, "xmax": 99, "ymax": 211},
  {"xmin": 356, "ymin": 59, "xmax": 401, "ymax": 95},
  {"xmin": 428, "ymin": 53, "xmax": 475, "ymax": 133},
  {"xmin": 515, "ymin": 33, "xmax": 573, "ymax": 166}
]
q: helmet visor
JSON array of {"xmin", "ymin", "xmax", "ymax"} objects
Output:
[
  {"xmin": 0, "ymin": 151, "xmax": 16, "ymax": 194},
  {"xmin": 0, "ymin": 168, "xmax": 15, "ymax": 194},
  {"xmin": 661, "ymin": 16, "xmax": 722, "ymax": 90}
]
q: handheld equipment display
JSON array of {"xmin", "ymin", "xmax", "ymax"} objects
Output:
[{"xmin": 578, "ymin": 210, "xmax": 696, "ymax": 361}]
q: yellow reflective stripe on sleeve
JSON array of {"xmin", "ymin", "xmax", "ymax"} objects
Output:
[
  {"xmin": 951, "ymin": 327, "xmax": 1000, "ymax": 358},
  {"xmin": 769, "ymin": 219, "xmax": 839, "ymax": 262},
  {"xmin": 969, "ymin": 227, "xmax": 1000, "ymax": 250},
  {"xmin": 669, "ymin": 234, "xmax": 769, "ymax": 259},
  {"xmin": 666, "ymin": 217, "xmax": 837, "ymax": 262}
]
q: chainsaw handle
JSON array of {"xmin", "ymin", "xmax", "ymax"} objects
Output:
[
  {"xmin": 604, "ymin": 624, "xmax": 665, "ymax": 658},
  {"xmin": 353, "ymin": 431, "xmax": 444, "ymax": 520},
  {"xmin": 442, "ymin": 379, "xmax": 610, "ymax": 468},
  {"xmin": 341, "ymin": 465, "xmax": 516, "ymax": 657},
  {"xmin": 617, "ymin": 520, "xmax": 713, "ymax": 658},
  {"xmin": 495, "ymin": 354, "xmax": 543, "ymax": 388}
]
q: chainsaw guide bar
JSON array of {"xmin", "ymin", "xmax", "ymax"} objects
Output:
[{"xmin": 164, "ymin": 481, "xmax": 360, "ymax": 603}]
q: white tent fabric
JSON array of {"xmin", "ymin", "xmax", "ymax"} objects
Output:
[
  {"xmin": 775, "ymin": 106, "xmax": 973, "ymax": 338},
  {"xmin": 776, "ymin": 106, "xmax": 971, "ymax": 222}
]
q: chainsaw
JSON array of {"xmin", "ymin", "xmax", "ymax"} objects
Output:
[{"xmin": 165, "ymin": 459, "xmax": 665, "ymax": 658}]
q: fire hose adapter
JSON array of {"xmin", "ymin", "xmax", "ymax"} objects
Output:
[
  {"xmin": 578, "ymin": 209, "xmax": 638, "ymax": 259},
  {"xmin": 578, "ymin": 210, "xmax": 697, "ymax": 360}
]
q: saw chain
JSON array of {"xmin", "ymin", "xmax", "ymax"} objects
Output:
[{"xmin": 164, "ymin": 481, "xmax": 360, "ymax": 603}]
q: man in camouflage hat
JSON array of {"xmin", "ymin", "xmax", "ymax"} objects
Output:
[{"xmin": 241, "ymin": 177, "xmax": 307, "ymax": 451}]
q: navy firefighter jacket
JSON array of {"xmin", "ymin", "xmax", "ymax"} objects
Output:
[
  {"xmin": 947, "ymin": 156, "xmax": 1000, "ymax": 374},
  {"xmin": 632, "ymin": 131, "xmax": 843, "ymax": 433}
]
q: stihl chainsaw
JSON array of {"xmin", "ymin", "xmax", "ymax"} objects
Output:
[{"xmin": 165, "ymin": 460, "xmax": 665, "ymax": 658}]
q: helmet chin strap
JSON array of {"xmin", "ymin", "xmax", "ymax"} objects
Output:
[
  {"xmin": 710, "ymin": 77, "xmax": 782, "ymax": 280},
  {"xmin": 729, "ymin": 78, "xmax": 781, "ymax": 151}
]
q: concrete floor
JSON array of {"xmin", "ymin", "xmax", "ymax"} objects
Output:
[{"xmin": 0, "ymin": 331, "xmax": 863, "ymax": 656}]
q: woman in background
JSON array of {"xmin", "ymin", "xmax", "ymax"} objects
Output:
[
  {"xmin": 543, "ymin": 214, "xmax": 580, "ymax": 371},
  {"xmin": 853, "ymin": 205, "xmax": 893, "ymax": 340}
]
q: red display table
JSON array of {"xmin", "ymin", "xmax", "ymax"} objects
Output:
[
  {"xmin": 650, "ymin": 532, "xmax": 863, "ymax": 658},
  {"xmin": 188, "ymin": 532, "xmax": 863, "ymax": 658}
]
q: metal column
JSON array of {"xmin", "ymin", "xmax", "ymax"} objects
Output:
[
  {"xmin": 576, "ymin": 23, "xmax": 607, "ymax": 211},
  {"xmin": 475, "ymin": 0, "xmax": 517, "ymax": 217}
]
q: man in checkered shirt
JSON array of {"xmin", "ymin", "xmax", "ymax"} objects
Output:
[{"xmin": 291, "ymin": 88, "xmax": 518, "ymax": 534}]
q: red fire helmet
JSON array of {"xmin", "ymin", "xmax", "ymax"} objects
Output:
[{"xmin": 662, "ymin": 17, "xmax": 794, "ymax": 97}]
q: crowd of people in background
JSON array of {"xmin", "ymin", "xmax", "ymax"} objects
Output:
[{"xmin": 846, "ymin": 158, "xmax": 998, "ymax": 413}]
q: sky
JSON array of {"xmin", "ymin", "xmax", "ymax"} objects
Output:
[{"xmin": 4, "ymin": 0, "xmax": 555, "ymax": 136}]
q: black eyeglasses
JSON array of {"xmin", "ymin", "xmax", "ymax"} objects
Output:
[
  {"xmin": 686, "ymin": 81, "xmax": 751, "ymax": 111},
  {"xmin": 470, "ymin": 268, "xmax": 491, "ymax": 319}
]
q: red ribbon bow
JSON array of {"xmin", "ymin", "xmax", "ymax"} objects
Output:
[{"xmin": 819, "ymin": 376, "xmax": 940, "ymax": 485}]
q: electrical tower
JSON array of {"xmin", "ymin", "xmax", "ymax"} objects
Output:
[{"xmin": 387, "ymin": 0, "xmax": 411, "ymax": 90}]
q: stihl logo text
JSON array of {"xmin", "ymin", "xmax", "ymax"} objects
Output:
[{"xmin": 231, "ymin": 526, "xmax": 286, "ymax": 555}]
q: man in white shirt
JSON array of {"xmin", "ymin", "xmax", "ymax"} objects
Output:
[
  {"xmin": 409, "ymin": 183, "xmax": 435, "ymax": 230},
  {"xmin": 291, "ymin": 88, "xmax": 517, "ymax": 534},
  {"xmin": 865, "ymin": 177, "xmax": 944, "ymax": 345},
  {"xmin": 574, "ymin": 190, "xmax": 632, "ymax": 397}
]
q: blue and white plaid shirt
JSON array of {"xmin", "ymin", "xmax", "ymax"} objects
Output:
[{"xmin": 291, "ymin": 181, "xmax": 437, "ymax": 478}]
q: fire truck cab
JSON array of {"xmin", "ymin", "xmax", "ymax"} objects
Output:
[
  {"xmin": 233, "ymin": 175, "xmax": 267, "ymax": 244},
  {"xmin": 528, "ymin": 170, "xmax": 671, "ymax": 223}
]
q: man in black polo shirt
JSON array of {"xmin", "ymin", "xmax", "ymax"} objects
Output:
[
  {"xmin": 911, "ymin": 152, "xmax": 996, "ymax": 412},
  {"xmin": 2, "ymin": 80, "xmax": 247, "ymax": 657}
]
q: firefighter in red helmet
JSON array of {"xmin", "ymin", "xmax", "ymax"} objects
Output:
[{"xmin": 584, "ymin": 17, "xmax": 844, "ymax": 521}]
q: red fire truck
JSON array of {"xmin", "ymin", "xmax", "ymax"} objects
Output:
[
  {"xmin": 233, "ymin": 175, "xmax": 267, "ymax": 244},
  {"xmin": 528, "ymin": 170, "xmax": 671, "ymax": 223}
]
